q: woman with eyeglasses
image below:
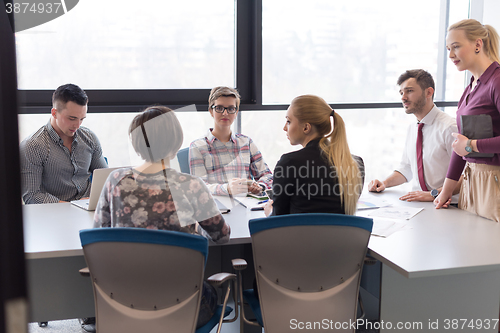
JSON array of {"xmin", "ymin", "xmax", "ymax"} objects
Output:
[
  {"xmin": 434, "ymin": 19, "xmax": 500, "ymax": 222},
  {"xmin": 189, "ymin": 86, "xmax": 273, "ymax": 196}
]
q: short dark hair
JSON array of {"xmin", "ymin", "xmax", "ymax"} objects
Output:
[
  {"xmin": 129, "ymin": 106, "xmax": 183, "ymax": 163},
  {"xmin": 397, "ymin": 70, "xmax": 435, "ymax": 99},
  {"xmin": 52, "ymin": 83, "xmax": 88, "ymax": 111}
]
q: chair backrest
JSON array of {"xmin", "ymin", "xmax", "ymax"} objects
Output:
[
  {"xmin": 177, "ymin": 147, "xmax": 190, "ymax": 174},
  {"xmin": 249, "ymin": 213, "xmax": 373, "ymax": 333},
  {"xmin": 80, "ymin": 228, "xmax": 208, "ymax": 333}
]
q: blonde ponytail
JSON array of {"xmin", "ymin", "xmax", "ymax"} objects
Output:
[
  {"xmin": 318, "ymin": 113, "xmax": 361, "ymax": 215},
  {"xmin": 290, "ymin": 95, "xmax": 362, "ymax": 215},
  {"xmin": 449, "ymin": 19, "xmax": 500, "ymax": 63},
  {"xmin": 485, "ymin": 25, "xmax": 500, "ymax": 64}
]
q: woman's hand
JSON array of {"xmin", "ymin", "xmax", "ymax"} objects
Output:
[
  {"xmin": 247, "ymin": 181, "xmax": 262, "ymax": 194},
  {"xmin": 434, "ymin": 193, "xmax": 452, "ymax": 209},
  {"xmin": 434, "ymin": 178, "xmax": 456, "ymax": 209},
  {"xmin": 451, "ymin": 133, "xmax": 470, "ymax": 157},
  {"xmin": 264, "ymin": 200, "xmax": 273, "ymax": 217},
  {"xmin": 228, "ymin": 178, "xmax": 250, "ymax": 195}
]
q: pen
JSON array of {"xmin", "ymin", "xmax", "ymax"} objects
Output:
[{"xmin": 257, "ymin": 199, "xmax": 269, "ymax": 204}]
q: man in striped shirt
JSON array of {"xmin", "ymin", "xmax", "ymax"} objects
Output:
[{"xmin": 20, "ymin": 83, "xmax": 108, "ymax": 204}]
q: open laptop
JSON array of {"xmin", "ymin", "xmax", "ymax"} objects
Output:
[{"xmin": 71, "ymin": 167, "xmax": 124, "ymax": 211}]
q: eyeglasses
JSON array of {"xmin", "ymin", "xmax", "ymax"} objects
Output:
[{"xmin": 212, "ymin": 105, "xmax": 238, "ymax": 114}]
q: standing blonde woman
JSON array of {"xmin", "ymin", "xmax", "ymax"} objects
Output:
[
  {"xmin": 265, "ymin": 94, "xmax": 364, "ymax": 216},
  {"xmin": 435, "ymin": 19, "xmax": 500, "ymax": 222}
]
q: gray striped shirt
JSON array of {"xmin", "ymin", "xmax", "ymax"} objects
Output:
[{"xmin": 20, "ymin": 121, "xmax": 108, "ymax": 204}]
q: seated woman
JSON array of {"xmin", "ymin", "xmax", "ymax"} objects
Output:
[
  {"xmin": 266, "ymin": 94, "xmax": 364, "ymax": 216},
  {"xmin": 189, "ymin": 86, "xmax": 273, "ymax": 196},
  {"xmin": 94, "ymin": 106, "xmax": 230, "ymax": 328}
]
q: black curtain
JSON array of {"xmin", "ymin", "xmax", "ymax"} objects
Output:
[{"xmin": 0, "ymin": 1, "xmax": 27, "ymax": 332}]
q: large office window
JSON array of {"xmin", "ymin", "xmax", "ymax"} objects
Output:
[
  {"xmin": 17, "ymin": 0, "xmax": 480, "ymax": 178},
  {"xmin": 241, "ymin": 105, "xmax": 459, "ymax": 182},
  {"xmin": 262, "ymin": 0, "xmax": 470, "ymax": 104},
  {"xmin": 242, "ymin": 108, "xmax": 419, "ymax": 182},
  {"xmin": 16, "ymin": 0, "xmax": 235, "ymax": 90},
  {"xmin": 18, "ymin": 109, "xmax": 220, "ymax": 168}
]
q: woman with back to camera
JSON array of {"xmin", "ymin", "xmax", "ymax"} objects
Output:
[
  {"xmin": 264, "ymin": 94, "xmax": 364, "ymax": 217},
  {"xmin": 94, "ymin": 106, "xmax": 231, "ymax": 328},
  {"xmin": 435, "ymin": 19, "xmax": 500, "ymax": 222}
]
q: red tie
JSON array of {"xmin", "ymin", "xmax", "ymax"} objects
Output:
[{"xmin": 416, "ymin": 122, "xmax": 428, "ymax": 191}]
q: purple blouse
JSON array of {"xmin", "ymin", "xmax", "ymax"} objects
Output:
[{"xmin": 446, "ymin": 61, "xmax": 500, "ymax": 181}]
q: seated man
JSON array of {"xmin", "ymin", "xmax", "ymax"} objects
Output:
[
  {"xmin": 368, "ymin": 69, "xmax": 459, "ymax": 202},
  {"xmin": 20, "ymin": 83, "xmax": 107, "ymax": 204},
  {"xmin": 189, "ymin": 86, "xmax": 273, "ymax": 196}
]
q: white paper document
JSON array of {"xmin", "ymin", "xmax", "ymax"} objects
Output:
[
  {"xmin": 357, "ymin": 194, "xmax": 393, "ymax": 211},
  {"xmin": 234, "ymin": 196, "xmax": 262, "ymax": 209},
  {"xmin": 370, "ymin": 218, "xmax": 412, "ymax": 237},
  {"xmin": 368, "ymin": 206, "xmax": 423, "ymax": 220}
]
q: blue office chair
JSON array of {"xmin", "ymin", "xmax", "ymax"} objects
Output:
[
  {"xmin": 80, "ymin": 228, "xmax": 236, "ymax": 333},
  {"xmin": 177, "ymin": 147, "xmax": 190, "ymax": 174},
  {"xmin": 234, "ymin": 213, "xmax": 373, "ymax": 332},
  {"xmin": 89, "ymin": 156, "xmax": 108, "ymax": 183}
]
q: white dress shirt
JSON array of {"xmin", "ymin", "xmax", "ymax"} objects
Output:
[{"xmin": 396, "ymin": 105, "xmax": 458, "ymax": 200}]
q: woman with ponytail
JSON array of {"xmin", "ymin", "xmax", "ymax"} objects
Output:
[
  {"xmin": 265, "ymin": 95, "xmax": 364, "ymax": 216},
  {"xmin": 435, "ymin": 19, "xmax": 500, "ymax": 222}
]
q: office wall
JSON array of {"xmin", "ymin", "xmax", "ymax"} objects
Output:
[{"xmin": 483, "ymin": 0, "xmax": 500, "ymax": 28}]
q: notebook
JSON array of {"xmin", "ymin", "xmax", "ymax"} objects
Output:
[
  {"xmin": 71, "ymin": 167, "xmax": 123, "ymax": 211},
  {"xmin": 460, "ymin": 114, "xmax": 495, "ymax": 158}
]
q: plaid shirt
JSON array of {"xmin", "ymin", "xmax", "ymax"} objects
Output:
[{"xmin": 189, "ymin": 130, "xmax": 273, "ymax": 196}]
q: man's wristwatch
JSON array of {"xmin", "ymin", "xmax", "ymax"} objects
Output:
[
  {"xmin": 465, "ymin": 139, "xmax": 473, "ymax": 153},
  {"xmin": 430, "ymin": 189, "xmax": 439, "ymax": 199}
]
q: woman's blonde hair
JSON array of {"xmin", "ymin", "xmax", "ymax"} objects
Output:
[
  {"xmin": 290, "ymin": 95, "xmax": 362, "ymax": 215},
  {"xmin": 449, "ymin": 19, "xmax": 500, "ymax": 63}
]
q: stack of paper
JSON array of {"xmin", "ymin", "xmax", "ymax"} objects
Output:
[{"xmin": 366, "ymin": 206, "xmax": 423, "ymax": 237}]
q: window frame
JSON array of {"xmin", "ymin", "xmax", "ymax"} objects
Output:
[{"xmin": 18, "ymin": 0, "xmax": 466, "ymax": 115}]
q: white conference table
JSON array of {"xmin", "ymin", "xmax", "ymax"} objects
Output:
[
  {"xmin": 24, "ymin": 196, "xmax": 260, "ymax": 258},
  {"xmin": 23, "ymin": 196, "xmax": 264, "ymax": 322},
  {"xmin": 24, "ymin": 190, "xmax": 500, "ymax": 331},
  {"xmin": 361, "ymin": 189, "xmax": 500, "ymax": 332}
]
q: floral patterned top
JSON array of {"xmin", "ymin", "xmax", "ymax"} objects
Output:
[{"xmin": 94, "ymin": 167, "xmax": 230, "ymax": 244}]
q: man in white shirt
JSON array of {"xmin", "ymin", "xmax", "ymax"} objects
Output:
[{"xmin": 368, "ymin": 69, "xmax": 458, "ymax": 202}]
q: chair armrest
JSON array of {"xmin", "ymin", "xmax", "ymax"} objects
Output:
[
  {"xmin": 231, "ymin": 258, "xmax": 247, "ymax": 270},
  {"xmin": 364, "ymin": 256, "xmax": 377, "ymax": 266},
  {"xmin": 208, "ymin": 272, "xmax": 239, "ymax": 329},
  {"xmin": 79, "ymin": 267, "xmax": 90, "ymax": 277},
  {"xmin": 207, "ymin": 273, "xmax": 236, "ymax": 287},
  {"xmin": 231, "ymin": 258, "xmax": 261, "ymax": 327}
]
